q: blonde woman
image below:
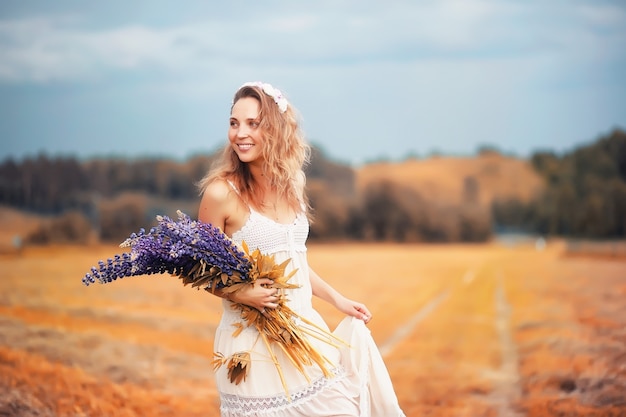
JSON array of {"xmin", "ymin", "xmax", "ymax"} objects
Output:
[{"xmin": 198, "ymin": 82, "xmax": 404, "ymax": 416}]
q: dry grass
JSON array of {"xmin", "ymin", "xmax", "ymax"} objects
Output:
[
  {"xmin": 564, "ymin": 239, "xmax": 626, "ymax": 260},
  {"xmin": 1, "ymin": 240, "xmax": 625, "ymax": 416}
]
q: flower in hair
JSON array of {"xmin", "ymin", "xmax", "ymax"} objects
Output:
[{"xmin": 240, "ymin": 81, "xmax": 288, "ymax": 113}]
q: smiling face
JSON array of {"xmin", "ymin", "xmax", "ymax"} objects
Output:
[{"xmin": 229, "ymin": 97, "xmax": 265, "ymax": 166}]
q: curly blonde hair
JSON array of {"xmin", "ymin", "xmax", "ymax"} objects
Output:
[{"xmin": 198, "ymin": 83, "xmax": 311, "ymax": 213}]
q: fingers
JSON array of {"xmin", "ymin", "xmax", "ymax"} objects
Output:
[
  {"xmin": 256, "ymin": 278, "xmax": 274, "ymax": 286},
  {"xmin": 265, "ymin": 289, "xmax": 279, "ymax": 301},
  {"xmin": 358, "ymin": 311, "xmax": 371, "ymax": 323},
  {"xmin": 261, "ymin": 290, "xmax": 281, "ymax": 312},
  {"xmin": 267, "ymin": 293, "xmax": 280, "ymax": 307},
  {"xmin": 259, "ymin": 296, "xmax": 277, "ymax": 314},
  {"xmin": 354, "ymin": 304, "xmax": 372, "ymax": 323}
]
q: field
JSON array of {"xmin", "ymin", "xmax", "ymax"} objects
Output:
[{"xmin": 1, "ymin": 241, "xmax": 625, "ymax": 416}]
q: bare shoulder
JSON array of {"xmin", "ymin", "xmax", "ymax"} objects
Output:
[
  {"xmin": 200, "ymin": 179, "xmax": 250, "ymax": 235},
  {"xmin": 198, "ymin": 179, "xmax": 236, "ymax": 228},
  {"xmin": 201, "ymin": 179, "xmax": 232, "ymax": 205}
]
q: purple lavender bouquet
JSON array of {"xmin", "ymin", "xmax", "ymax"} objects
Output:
[
  {"xmin": 82, "ymin": 210, "xmax": 252, "ymax": 291},
  {"xmin": 82, "ymin": 210, "xmax": 345, "ymax": 397}
]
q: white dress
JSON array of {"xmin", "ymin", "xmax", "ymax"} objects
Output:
[{"xmin": 214, "ymin": 206, "xmax": 405, "ymax": 417}]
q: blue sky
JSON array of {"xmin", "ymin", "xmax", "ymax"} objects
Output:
[{"xmin": 1, "ymin": 0, "xmax": 625, "ymax": 166}]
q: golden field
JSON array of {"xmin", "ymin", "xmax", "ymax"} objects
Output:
[{"xmin": 1, "ymin": 240, "xmax": 625, "ymax": 417}]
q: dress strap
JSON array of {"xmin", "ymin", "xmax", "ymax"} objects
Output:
[
  {"xmin": 226, "ymin": 179, "xmax": 241, "ymax": 196},
  {"xmin": 227, "ymin": 179, "xmax": 254, "ymax": 213}
]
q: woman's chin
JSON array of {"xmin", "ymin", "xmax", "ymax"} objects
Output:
[{"xmin": 236, "ymin": 154, "xmax": 260, "ymax": 164}]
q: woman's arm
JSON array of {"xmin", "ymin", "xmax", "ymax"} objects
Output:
[
  {"xmin": 300, "ymin": 172, "xmax": 370, "ymax": 322},
  {"xmin": 309, "ymin": 266, "xmax": 372, "ymax": 323}
]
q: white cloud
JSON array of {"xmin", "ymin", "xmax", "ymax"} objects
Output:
[
  {"xmin": 574, "ymin": 3, "xmax": 626, "ymax": 27},
  {"xmin": 268, "ymin": 15, "xmax": 319, "ymax": 33},
  {"xmin": 0, "ymin": 0, "xmax": 623, "ymax": 85},
  {"xmin": 0, "ymin": 17, "xmax": 227, "ymax": 82}
]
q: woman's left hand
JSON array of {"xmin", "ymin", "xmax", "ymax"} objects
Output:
[{"xmin": 336, "ymin": 297, "xmax": 372, "ymax": 324}]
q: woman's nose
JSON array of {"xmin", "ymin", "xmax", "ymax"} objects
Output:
[{"xmin": 237, "ymin": 125, "xmax": 249, "ymax": 138}]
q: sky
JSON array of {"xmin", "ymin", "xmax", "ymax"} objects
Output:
[{"xmin": 1, "ymin": 0, "xmax": 625, "ymax": 166}]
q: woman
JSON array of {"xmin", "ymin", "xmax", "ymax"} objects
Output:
[{"xmin": 198, "ymin": 81, "xmax": 405, "ymax": 416}]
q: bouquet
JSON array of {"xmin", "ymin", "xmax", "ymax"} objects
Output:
[{"xmin": 82, "ymin": 211, "xmax": 345, "ymax": 397}]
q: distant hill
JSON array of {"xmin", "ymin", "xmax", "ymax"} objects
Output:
[{"xmin": 356, "ymin": 152, "xmax": 545, "ymax": 207}]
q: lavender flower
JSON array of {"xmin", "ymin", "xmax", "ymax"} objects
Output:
[
  {"xmin": 82, "ymin": 211, "xmax": 252, "ymax": 290},
  {"xmin": 82, "ymin": 210, "xmax": 346, "ymax": 397}
]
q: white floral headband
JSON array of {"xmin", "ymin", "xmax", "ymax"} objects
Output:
[{"xmin": 238, "ymin": 81, "xmax": 289, "ymax": 113}]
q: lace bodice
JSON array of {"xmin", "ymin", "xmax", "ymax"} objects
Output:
[
  {"xmin": 231, "ymin": 209, "xmax": 308, "ymax": 257},
  {"xmin": 226, "ymin": 179, "xmax": 308, "ymax": 257},
  {"xmin": 222, "ymin": 205, "xmax": 312, "ymax": 317}
]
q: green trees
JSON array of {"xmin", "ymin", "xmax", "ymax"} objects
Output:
[{"xmin": 493, "ymin": 129, "xmax": 626, "ymax": 238}]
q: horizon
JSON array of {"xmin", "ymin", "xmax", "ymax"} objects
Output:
[{"xmin": 2, "ymin": 126, "xmax": 623, "ymax": 168}]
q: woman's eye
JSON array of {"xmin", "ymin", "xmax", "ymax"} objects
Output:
[
  {"xmin": 250, "ymin": 121, "xmax": 259, "ymax": 128},
  {"xmin": 229, "ymin": 121, "xmax": 238, "ymax": 127}
]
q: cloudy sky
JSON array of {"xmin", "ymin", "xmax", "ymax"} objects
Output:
[{"xmin": 1, "ymin": 0, "xmax": 625, "ymax": 165}]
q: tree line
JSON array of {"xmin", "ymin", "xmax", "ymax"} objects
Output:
[
  {"xmin": 0, "ymin": 155, "xmax": 213, "ymax": 212},
  {"xmin": 492, "ymin": 128, "xmax": 626, "ymax": 238},
  {"xmin": 1, "ymin": 129, "xmax": 624, "ymax": 243},
  {"xmin": 0, "ymin": 145, "xmax": 492, "ymax": 244}
]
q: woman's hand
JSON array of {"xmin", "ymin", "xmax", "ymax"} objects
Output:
[
  {"xmin": 228, "ymin": 278, "xmax": 280, "ymax": 313},
  {"xmin": 335, "ymin": 296, "xmax": 372, "ymax": 324},
  {"xmin": 308, "ymin": 266, "xmax": 372, "ymax": 324}
]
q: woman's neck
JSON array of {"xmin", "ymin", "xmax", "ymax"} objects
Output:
[
  {"xmin": 245, "ymin": 164, "xmax": 293, "ymax": 218},
  {"xmin": 247, "ymin": 164, "xmax": 273, "ymax": 192}
]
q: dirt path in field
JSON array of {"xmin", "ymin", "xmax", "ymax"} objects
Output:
[
  {"xmin": 379, "ymin": 289, "xmax": 450, "ymax": 357},
  {"xmin": 491, "ymin": 271, "xmax": 522, "ymax": 417},
  {"xmin": 378, "ymin": 266, "xmax": 525, "ymax": 416}
]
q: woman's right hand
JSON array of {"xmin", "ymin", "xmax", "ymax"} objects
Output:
[{"xmin": 228, "ymin": 278, "xmax": 280, "ymax": 313}]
